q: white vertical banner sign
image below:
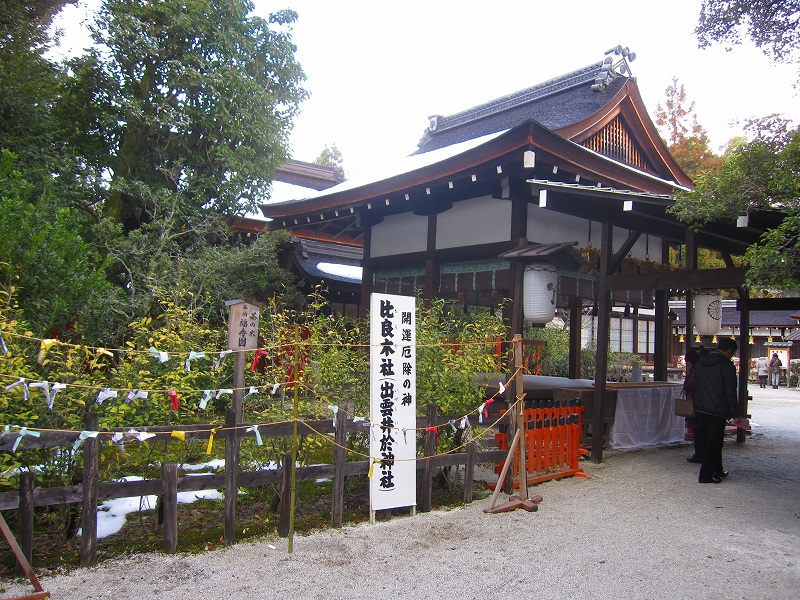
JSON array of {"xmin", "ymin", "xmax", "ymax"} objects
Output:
[{"xmin": 369, "ymin": 293, "xmax": 416, "ymax": 512}]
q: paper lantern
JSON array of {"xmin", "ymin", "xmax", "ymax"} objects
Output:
[
  {"xmin": 523, "ymin": 265, "xmax": 557, "ymax": 323},
  {"xmin": 694, "ymin": 291, "xmax": 722, "ymax": 336}
]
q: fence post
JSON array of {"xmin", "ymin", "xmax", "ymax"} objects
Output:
[
  {"xmin": 224, "ymin": 408, "xmax": 238, "ymax": 546},
  {"xmin": 278, "ymin": 451, "xmax": 291, "ymax": 537},
  {"xmin": 79, "ymin": 411, "xmax": 99, "ymax": 567},
  {"xmin": 16, "ymin": 471, "xmax": 34, "ymax": 576},
  {"xmin": 463, "ymin": 440, "xmax": 476, "ymax": 504},
  {"xmin": 420, "ymin": 403, "xmax": 437, "ymax": 512},
  {"xmin": 331, "ymin": 407, "xmax": 347, "ymax": 528},
  {"xmin": 162, "ymin": 462, "xmax": 178, "ymax": 553}
]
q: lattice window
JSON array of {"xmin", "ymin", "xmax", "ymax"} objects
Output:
[{"xmin": 583, "ymin": 117, "xmax": 650, "ymax": 171}]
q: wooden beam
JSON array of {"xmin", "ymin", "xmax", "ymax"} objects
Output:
[
  {"xmin": 608, "ymin": 230, "xmax": 642, "ymax": 274},
  {"xmin": 591, "ymin": 222, "xmax": 612, "ymax": 464},
  {"xmin": 738, "ymin": 297, "xmax": 800, "ymax": 311},
  {"xmin": 606, "ymin": 267, "xmax": 747, "ymax": 291}
]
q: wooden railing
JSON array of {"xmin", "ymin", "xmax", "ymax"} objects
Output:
[{"xmin": 0, "ymin": 407, "xmax": 509, "ymax": 570}]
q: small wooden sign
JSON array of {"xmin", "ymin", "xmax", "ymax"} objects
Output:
[{"xmin": 226, "ymin": 299, "xmax": 260, "ymax": 351}]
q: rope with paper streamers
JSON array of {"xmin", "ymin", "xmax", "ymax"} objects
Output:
[
  {"xmin": 1, "ymin": 367, "xmax": 515, "ymax": 439},
  {"xmin": 0, "ymin": 394, "xmax": 519, "ymax": 462},
  {"xmin": 2, "ymin": 331, "xmax": 515, "ymax": 461},
  {"xmin": 0, "ymin": 366, "xmax": 520, "ymax": 462},
  {"xmin": 3, "ymin": 330, "xmax": 504, "ymax": 360}
]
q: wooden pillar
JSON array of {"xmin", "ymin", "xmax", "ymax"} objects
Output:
[
  {"xmin": 591, "ymin": 222, "xmax": 612, "ymax": 464},
  {"xmin": 422, "ymin": 213, "xmax": 440, "ymax": 301},
  {"xmin": 162, "ymin": 462, "xmax": 178, "ymax": 553},
  {"xmin": 685, "ymin": 231, "xmax": 697, "ymax": 355},
  {"xmin": 654, "ymin": 290, "xmax": 669, "ymax": 381},
  {"xmin": 278, "ymin": 451, "xmax": 291, "ymax": 537},
  {"xmin": 331, "ymin": 407, "xmax": 347, "ymax": 528},
  {"xmin": 737, "ymin": 288, "xmax": 750, "ymax": 443},
  {"xmin": 463, "ymin": 441, "xmax": 476, "ymax": 504},
  {"xmin": 358, "ymin": 223, "xmax": 373, "ymax": 318},
  {"xmin": 420, "ymin": 403, "xmax": 437, "ymax": 512},
  {"xmin": 224, "ymin": 408, "xmax": 238, "ymax": 545},
  {"xmin": 16, "ymin": 472, "xmax": 34, "ymax": 576},
  {"xmin": 79, "ymin": 411, "xmax": 99, "ymax": 567},
  {"xmin": 568, "ymin": 296, "xmax": 582, "ymax": 379}
]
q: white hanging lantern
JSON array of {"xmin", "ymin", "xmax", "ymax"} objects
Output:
[
  {"xmin": 694, "ymin": 291, "xmax": 722, "ymax": 336},
  {"xmin": 523, "ymin": 265, "xmax": 557, "ymax": 323}
]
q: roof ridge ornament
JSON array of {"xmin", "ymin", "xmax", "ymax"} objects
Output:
[{"xmin": 591, "ymin": 45, "xmax": 636, "ymax": 92}]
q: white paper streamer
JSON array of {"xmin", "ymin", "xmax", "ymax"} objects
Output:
[
  {"xmin": 216, "ymin": 389, "xmax": 233, "ymax": 399},
  {"xmin": 246, "ymin": 425, "xmax": 263, "ymax": 446},
  {"xmin": 126, "ymin": 389, "xmax": 148, "ymax": 404},
  {"xmin": 148, "ymin": 346, "xmax": 170, "ymax": 363},
  {"xmin": 198, "ymin": 390, "xmax": 213, "ymax": 410},
  {"xmin": 328, "ymin": 404, "xmax": 338, "ymax": 426},
  {"xmin": 29, "ymin": 381, "xmax": 51, "ymax": 408},
  {"xmin": 5, "ymin": 378, "xmax": 29, "ymax": 402},
  {"xmin": 498, "ymin": 382, "xmax": 506, "ymax": 395},
  {"xmin": 72, "ymin": 430, "xmax": 99, "ymax": 451},
  {"xmin": 96, "ymin": 388, "xmax": 118, "ymax": 404},
  {"xmin": 271, "ymin": 383, "xmax": 280, "ymax": 395},
  {"xmin": 460, "ymin": 416, "xmax": 470, "ymax": 430},
  {"xmin": 0, "ymin": 334, "xmax": 8, "ymax": 354},
  {"xmin": 244, "ymin": 386, "xmax": 259, "ymax": 398},
  {"xmin": 111, "ymin": 432, "xmax": 125, "ymax": 452},
  {"xmin": 13, "ymin": 427, "xmax": 40, "ymax": 452},
  {"xmin": 478, "ymin": 402, "xmax": 486, "ymax": 424},
  {"xmin": 213, "ymin": 350, "xmax": 232, "ymax": 371},
  {"xmin": 185, "ymin": 351, "xmax": 206, "ymax": 372},
  {"xmin": 128, "ymin": 428, "xmax": 155, "ymax": 442}
]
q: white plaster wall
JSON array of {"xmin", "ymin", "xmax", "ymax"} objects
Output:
[
  {"xmin": 613, "ymin": 226, "xmax": 662, "ymax": 261},
  {"xmin": 526, "ymin": 206, "xmax": 662, "ymax": 260},
  {"xmin": 435, "ymin": 196, "xmax": 512, "ymax": 249},
  {"xmin": 526, "ymin": 205, "xmax": 592, "ymax": 246},
  {"xmin": 370, "ymin": 212, "xmax": 428, "ymax": 258}
]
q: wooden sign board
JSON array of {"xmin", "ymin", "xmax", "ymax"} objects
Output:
[{"xmin": 226, "ymin": 300, "xmax": 260, "ymax": 351}]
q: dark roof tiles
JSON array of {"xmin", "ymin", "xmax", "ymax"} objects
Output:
[{"xmin": 415, "ymin": 62, "xmax": 628, "ymax": 154}]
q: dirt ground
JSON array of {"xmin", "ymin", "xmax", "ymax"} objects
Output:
[{"xmin": 2, "ymin": 385, "xmax": 799, "ymax": 600}]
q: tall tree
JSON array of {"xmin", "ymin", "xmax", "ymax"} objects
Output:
[
  {"xmin": 0, "ymin": 1, "xmax": 77, "ymax": 187},
  {"xmin": 654, "ymin": 77, "xmax": 721, "ymax": 180},
  {"xmin": 695, "ymin": 0, "xmax": 800, "ymax": 65},
  {"xmin": 671, "ymin": 118, "xmax": 800, "ymax": 291},
  {"xmin": 71, "ymin": 0, "xmax": 308, "ymax": 228}
]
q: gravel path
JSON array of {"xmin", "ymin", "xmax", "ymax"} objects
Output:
[{"xmin": 3, "ymin": 386, "xmax": 799, "ymax": 600}]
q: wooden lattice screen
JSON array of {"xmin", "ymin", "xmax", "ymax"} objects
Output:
[{"xmin": 583, "ymin": 117, "xmax": 651, "ymax": 172}]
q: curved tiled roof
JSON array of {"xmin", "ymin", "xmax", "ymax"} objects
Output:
[{"xmin": 415, "ymin": 62, "xmax": 628, "ymax": 154}]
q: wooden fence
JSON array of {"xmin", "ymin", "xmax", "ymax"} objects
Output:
[{"xmin": 0, "ymin": 405, "xmax": 509, "ymax": 570}]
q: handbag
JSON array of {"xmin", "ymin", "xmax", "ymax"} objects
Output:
[{"xmin": 674, "ymin": 386, "xmax": 696, "ymax": 418}]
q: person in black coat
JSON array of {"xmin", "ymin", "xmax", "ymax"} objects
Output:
[
  {"xmin": 684, "ymin": 346, "xmax": 707, "ymax": 463},
  {"xmin": 692, "ymin": 337, "xmax": 741, "ymax": 483}
]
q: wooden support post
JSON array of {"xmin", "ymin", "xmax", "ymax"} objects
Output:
[
  {"xmin": 224, "ymin": 343, "xmax": 245, "ymax": 546},
  {"xmin": 737, "ymin": 288, "xmax": 750, "ymax": 444},
  {"xmin": 224, "ymin": 408, "xmax": 238, "ymax": 546},
  {"xmin": 592, "ymin": 222, "xmax": 612, "ymax": 464},
  {"xmin": 0, "ymin": 512, "xmax": 48, "ymax": 599},
  {"xmin": 568, "ymin": 296, "xmax": 582, "ymax": 379},
  {"xmin": 463, "ymin": 440, "xmax": 476, "ymax": 504},
  {"xmin": 278, "ymin": 451, "xmax": 291, "ymax": 537},
  {"xmin": 654, "ymin": 289, "xmax": 670, "ymax": 381},
  {"xmin": 16, "ymin": 471, "xmax": 34, "ymax": 576},
  {"xmin": 331, "ymin": 407, "xmax": 347, "ymax": 528},
  {"xmin": 420, "ymin": 403, "xmax": 437, "ymax": 513},
  {"xmin": 484, "ymin": 334, "xmax": 541, "ymax": 514},
  {"xmin": 288, "ymin": 327, "xmax": 301, "ymax": 554},
  {"xmin": 162, "ymin": 462, "xmax": 178, "ymax": 554},
  {"xmin": 79, "ymin": 411, "xmax": 98, "ymax": 567}
]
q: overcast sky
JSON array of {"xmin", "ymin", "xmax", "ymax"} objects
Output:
[{"xmin": 54, "ymin": 0, "xmax": 800, "ymax": 182}]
